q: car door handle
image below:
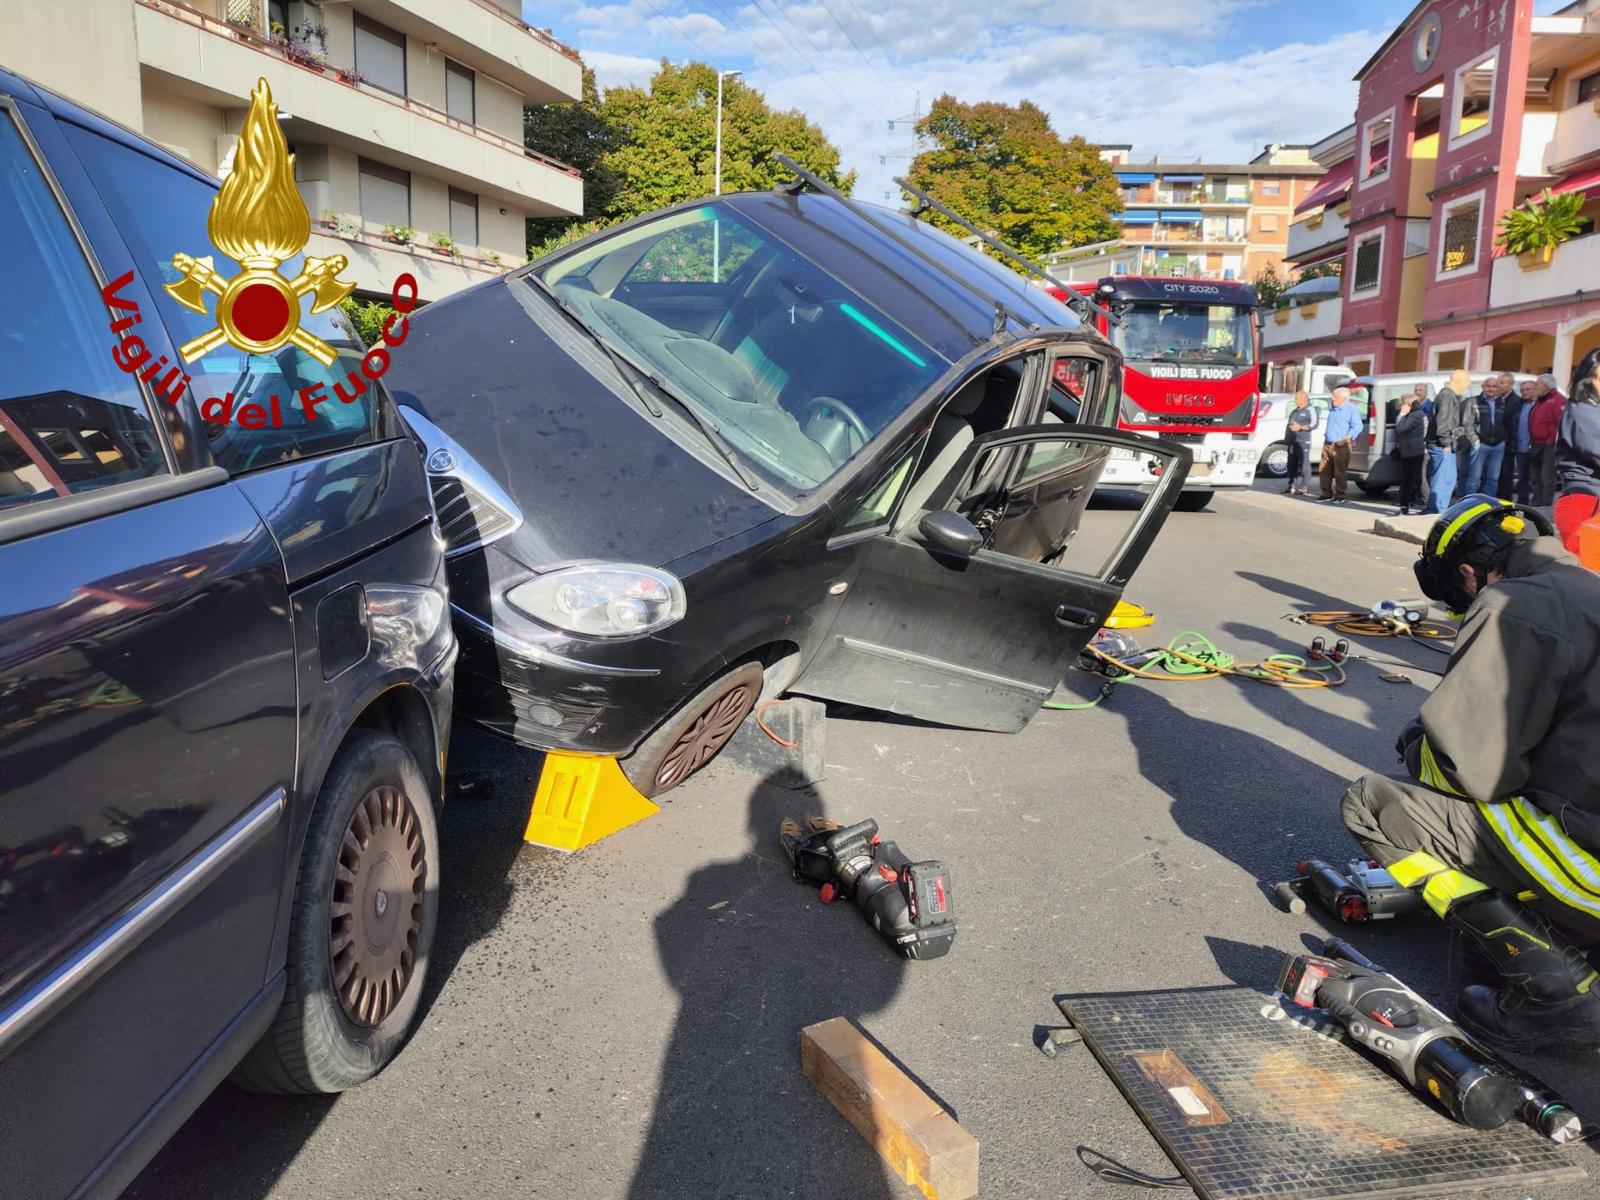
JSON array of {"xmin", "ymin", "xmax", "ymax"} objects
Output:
[{"xmin": 1055, "ymin": 604, "xmax": 1100, "ymax": 628}]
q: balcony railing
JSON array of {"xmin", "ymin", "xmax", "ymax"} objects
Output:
[
  {"xmin": 1489, "ymin": 230, "xmax": 1600, "ymax": 308},
  {"xmin": 143, "ymin": 0, "xmax": 581, "ymax": 177},
  {"xmin": 1262, "ymin": 296, "xmax": 1343, "ymax": 348},
  {"xmin": 1122, "ymin": 228, "xmax": 1248, "ymax": 244}
]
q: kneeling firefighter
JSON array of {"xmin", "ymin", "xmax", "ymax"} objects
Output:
[{"xmin": 1342, "ymin": 494, "xmax": 1600, "ymax": 1050}]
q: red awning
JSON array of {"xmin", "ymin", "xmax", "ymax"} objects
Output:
[
  {"xmin": 1554, "ymin": 164, "xmax": 1600, "ymax": 200},
  {"xmin": 1295, "ymin": 160, "xmax": 1355, "ymax": 215}
]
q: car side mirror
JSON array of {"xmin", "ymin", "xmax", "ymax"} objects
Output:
[{"xmin": 918, "ymin": 509, "xmax": 983, "ymax": 557}]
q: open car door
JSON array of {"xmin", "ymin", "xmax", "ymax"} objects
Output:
[{"xmin": 794, "ymin": 425, "xmax": 1191, "ymax": 731}]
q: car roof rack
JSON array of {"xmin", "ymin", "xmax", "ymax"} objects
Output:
[
  {"xmin": 775, "ymin": 152, "xmax": 1094, "ymax": 340},
  {"xmin": 892, "ymin": 175, "xmax": 1119, "ymax": 328}
]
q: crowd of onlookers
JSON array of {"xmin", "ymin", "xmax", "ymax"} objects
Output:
[{"xmin": 1277, "ymin": 349, "xmax": 1600, "ymax": 557}]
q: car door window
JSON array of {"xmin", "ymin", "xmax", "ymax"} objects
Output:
[
  {"xmin": 1046, "ymin": 355, "xmax": 1111, "ymax": 426},
  {"xmin": 63, "ymin": 124, "xmax": 401, "ymax": 475},
  {"xmin": 0, "ymin": 109, "xmax": 167, "ymax": 514}
]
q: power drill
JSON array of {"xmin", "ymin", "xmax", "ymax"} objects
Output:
[
  {"xmin": 781, "ymin": 817, "xmax": 956, "ymax": 960},
  {"xmin": 1275, "ymin": 858, "xmax": 1424, "ymax": 922},
  {"xmin": 1278, "ymin": 938, "xmax": 1581, "ymax": 1142}
]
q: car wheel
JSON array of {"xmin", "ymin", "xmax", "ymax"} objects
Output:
[
  {"xmin": 1357, "ymin": 478, "xmax": 1391, "ymax": 495},
  {"xmin": 1174, "ymin": 491, "xmax": 1212, "ymax": 512},
  {"xmin": 1258, "ymin": 442, "xmax": 1290, "ymax": 478},
  {"xmin": 233, "ymin": 730, "xmax": 438, "ymax": 1094},
  {"xmin": 621, "ymin": 662, "xmax": 764, "ymax": 798}
]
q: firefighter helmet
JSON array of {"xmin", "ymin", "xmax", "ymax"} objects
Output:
[{"xmin": 1414, "ymin": 494, "xmax": 1553, "ymax": 615}]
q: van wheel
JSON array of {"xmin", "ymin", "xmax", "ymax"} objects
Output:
[
  {"xmin": 232, "ymin": 731, "xmax": 438, "ymax": 1094},
  {"xmin": 1174, "ymin": 491, "xmax": 1212, "ymax": 512},
  {"xmin": 621, "ymin": 662, "xmax": 764, "ymax": 797},
  {"xmin": 1259, "ymin": 442, "xmax": 1291, "ymax": 478}
]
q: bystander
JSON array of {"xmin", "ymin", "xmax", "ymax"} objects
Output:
[
  {"xmin": 1318, "ymin": 386, "xmax": 1362, "ymax": 504},
  {"xmin": 1530, "ymin": 372, "xmax": 1567, "ymax": 506},
  {"xmin": 1504, "ymin": 379, "xmax": 1537, "ymax": 503},
  {"xmin": 1555, "ymin": 348, "xmax": 1600, "ymax": 553},
  {"xmin": 1463, "ymin": 374, "xmax": 1507, "ymax": 497},
  {"xmin": 1392, "ymin": 393, "xmax": 1427, "ymax": 516},
  {"xmin": 1284, "ymin": 391, "xmax": 1318, "ymax": 496},
  {"xmin": 1422, "ymin": 368, "xmax": 1471, "ymax": 514}
]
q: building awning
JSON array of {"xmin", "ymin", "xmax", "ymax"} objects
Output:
[
  {"xmin": 1294, "ymin": 159, "xmax": 1355, "ymax": 215},
  {"xmin": 1113, "ymin": 211, "xmax": 1158, "ymax": 224},
  {"xmin": 1161, "ymin": 210, "xmax": 1203, "ymax": 222},
  {"xmin": 1288, "ymin": 243, "xmax": 1347, "ymax": 271},
  {"xmin": 1163, "ymin": 174, "xmax": 1204, "ymax": 183},
  {"xmin": 1554, "ymin": 164, "xmax": 1600, "ymax": 199},
  {"xmin": 1114, "ymin": 171, "xmax": 1156, "ymax": 184}
]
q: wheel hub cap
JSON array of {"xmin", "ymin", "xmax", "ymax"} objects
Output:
[
  {"xmin": 329, "ymin": 785, "xmax": 426, "ymax": 1027},
  {"xmin": 655, "ymin": 684, "xmax": 755, "ymax": 789}
]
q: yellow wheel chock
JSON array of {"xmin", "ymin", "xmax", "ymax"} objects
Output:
[
  {"xmin": 1104, "ymin": 600, "xmax": 1155, "ymax": 630},
  {"xmin": 523, "ymin": 751, "xmax": 660, "ymax": 852}
]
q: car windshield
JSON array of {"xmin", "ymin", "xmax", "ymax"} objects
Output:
[
  {"xmin": 535, "ymin": 202, "xmax": 943, "ymax": 493},
  {"xmin": 1112, "ymin": 302, "xmax": 1256, "ymax": 368}
]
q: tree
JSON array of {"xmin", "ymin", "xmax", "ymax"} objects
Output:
[
  {"xmin": 907, "ymin": 95, "xmax": 1121, "ymax": 260},
  {"xmin": 1252, "ymin": 264, "xmax": 1286, "ymax": 309},
  {"xmin": 524, "ymin": 65, "xmax": 621, "ymax": 247},
  {"xmin": 597, "ymin": 61, "xmax": 854, "ymax": 223}
]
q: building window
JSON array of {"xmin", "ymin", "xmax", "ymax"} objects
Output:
[
  {"xmin": 449, "ymin": 187, "xmax": 478, "ymax": 248},
  {"xmin": 1352, "ymin": 232, "xmax": 1382, "ymax": 294},
  {"xmin": 1121, "ymin": 186, "xmax": 1141, "ymax": 204},
  {"xmin": 445, "ymin": 59, "xmax": 475, "ymax": 125},
  {"xmin": 1579, "ymin": 70, "xmax": 1600, "ymax": 104},
  {"xmin": 359, "ymin": 157, "xmax": 410, "ymax": 228},
  {"xmin": 1259, "ymin": 213, "xmax": 1279, "ymax": 233},
  {"xmin": 1261, "ymin": 180, "xmax": 1281, "ymax": 195},
  {"xmin": 1451, "ymin": 51, "xmax": 1497, "ymax": 145},
  {"xmin": 1438, "ymin": 191, "xmax": 1485, "ymax": 277},
  {"xmin": 354, "ymin": 14, "xmax": 407, "ymax": 96},
  {"xmin": 1361, "ymin": 111, "xmax": 1393, "ymax": 183}
]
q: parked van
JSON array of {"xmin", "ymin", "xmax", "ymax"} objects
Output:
[
  {"xmin": 1343, "ymin": 371, "xmax": 1534, "ymax": 494},
  {"xmin": 0, "ymin": 70, "xmax": 454, "ymax": 1199}
]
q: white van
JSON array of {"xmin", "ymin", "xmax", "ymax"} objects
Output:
[{"xmin": 1344, "ymin": 371, "xmax": 1534, "ymax": 494}]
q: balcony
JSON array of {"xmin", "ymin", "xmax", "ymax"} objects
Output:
[
  {"xmin": 1121, "ymin": 228, "xmax": 1247, "ymax": 246},
  {"xmin": 1152, "ymin": 188, "xmax": 1249, "ymax": 206},
  {"xmin": 1287, "ymin": 205, "xmax": 1348, "ymax": 264},
  {"xmin": 135, "ymin": 0, "xmax": 583, "ymax": 215},
  {"xmin": 1545, "ymin": 97, "xmax": 1600, "ymax": 173},
  {"xmin": 1262, "ymin": 297, "xmax": 1343, "ymax": 350},
  {"xmin": 1489, "ymin": 231, "xmax": 1600, "ymax": 308}
]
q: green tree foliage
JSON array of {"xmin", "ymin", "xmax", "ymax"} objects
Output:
[
  {"xmin": 524, "ymin": 66, "xmax": 621, "ymax": 246},
  {"xmin": 339, "ymin": 298, "xmax": 395, "ymax": 349},
  {"xmin": 598, "ymin": 61, "xmax": 854, "ymax": 222},
  {"xmin": 1252, "ymin": 264, "xmax": 1286, "ymax": 309},
  {"xmin": 908, "ymin": 95, "xmax": 1121, "ymax": 259}
]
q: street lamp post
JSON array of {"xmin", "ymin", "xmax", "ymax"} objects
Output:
[{"xmin": 714, "ymin": 68, "xmax": 741, "ymax": 282}]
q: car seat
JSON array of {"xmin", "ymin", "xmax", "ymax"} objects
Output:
[{"xmin": 891, "ymin": 375, "xmax": 989, "ymax": 532}]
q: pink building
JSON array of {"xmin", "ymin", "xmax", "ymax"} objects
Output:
[{"xmin": 1265, "ymin": 0, "xmax": 1600, "ymax": 387}]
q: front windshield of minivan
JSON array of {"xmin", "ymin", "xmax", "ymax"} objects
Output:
[{"xmin": 535, "ymin": 202, "xmax": 944, "ymax": 494}]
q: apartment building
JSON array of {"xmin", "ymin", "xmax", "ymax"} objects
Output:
[
  {"xmin": 1265, "ymin": 0, "xmax": 1600, "ymax": 385},
  {"xmin": 0, "ymin": 0, "xmax": 584, "ymax": 302},
  {"xmin": 1047, "ymin": 144, "xmax": 1325, "ymax": 283}
]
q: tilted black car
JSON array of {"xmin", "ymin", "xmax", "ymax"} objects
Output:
[
  {"xmin": 390, "ymin": 182, "xmax": 1190, "ymax": 796},
  {"xmin": 0, "ymin": 71, "xmax": 454, "ymax": 1198}
]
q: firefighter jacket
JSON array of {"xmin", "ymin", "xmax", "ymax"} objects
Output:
[{"xmin": 1405, "ymin": 536, "xmax": 1600, "ymax": 914}]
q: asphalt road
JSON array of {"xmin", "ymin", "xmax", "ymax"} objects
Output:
[{"xmin": 126, "ymin": 485, "xmax": 1600, "ymax": 1200}]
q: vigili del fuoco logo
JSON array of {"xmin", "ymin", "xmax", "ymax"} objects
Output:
[{"xmin": 101, "ymin": 76, "xmax": 416, "ymax": 429}]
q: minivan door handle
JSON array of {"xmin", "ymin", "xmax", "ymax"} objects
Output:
[{"xmin": 1055, "ymin": 604, "xmax": 1100, "ymax": 628}]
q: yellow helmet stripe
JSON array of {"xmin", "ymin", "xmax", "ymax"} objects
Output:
[{"xmin": 1434, "ymin": 500, "xmax": 1504, "ymax": 554}]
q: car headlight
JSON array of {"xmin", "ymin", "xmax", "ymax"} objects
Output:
[
  {"xmin": 506, "ymin": 564, "xmax": 686, "ymax": 638},
  {"xmin": 366, "ymin": 584, "xmax": 451, "ymax": 671}
]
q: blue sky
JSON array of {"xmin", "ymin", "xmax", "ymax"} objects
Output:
[{"xmin": 519, "ymin": 1, "xmax": 1550, "ymax": 201}]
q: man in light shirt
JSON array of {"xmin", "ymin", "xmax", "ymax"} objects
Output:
[{"xmin": 1318, "ymin": 386, "xmax": 1363, "ymax": 504}]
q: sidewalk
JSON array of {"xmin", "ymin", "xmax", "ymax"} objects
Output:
[{"xmin": 1232, "ymin": 479, "xmax": 1549, "ymax": 546}]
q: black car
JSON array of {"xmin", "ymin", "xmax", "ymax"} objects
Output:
[
  {"xmin": 0, "ymin": 71, "xmax": 454, "ymax": 1198},
  {"xmin": 391, "ymin": 177, "xmax": 1190, "ymax": 796}
]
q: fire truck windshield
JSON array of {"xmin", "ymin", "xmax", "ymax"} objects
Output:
[{"xmin": 1112, "ymin": 302, "xmax": 1256, "ymax": 368}]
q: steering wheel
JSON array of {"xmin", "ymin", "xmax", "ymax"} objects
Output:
[{"xmin": 797, "ymin": 395, "xmax": 872, "ymax": 464}]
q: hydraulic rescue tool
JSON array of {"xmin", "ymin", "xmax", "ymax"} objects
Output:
[
  {"xmin": 1278, "ymin": 938, "xmax": 1582, "ymax": 1143},
  {"xmin": 1274, "ymin": 858, "xmax": 1425, "ymax": 921},
  {"xmin": 781, "ymin": 817, "xmax": 956, "ymax": 960}
]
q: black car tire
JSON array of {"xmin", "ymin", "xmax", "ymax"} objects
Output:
[
  {"xmin": 621, "ymin": 661, "xmax": 764, "ymax": 797},
  {"xmin": 1258, "ymin": 441, "xmax": 1291, "ymax": 478},
  {"xmin": 1357, "ymin": 479, "xmax": 1391, "ymax": 495},
  {"xmin": 233, "ymin": 731, "xmax": 438, "ymax": 1094},
  {"xmin": 1174, "ymin": 491, "xmax": 1212, "ymax": 512}
]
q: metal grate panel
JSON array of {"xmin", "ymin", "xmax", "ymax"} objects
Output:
[
  {"xmin": 1060, "ymin": 986, "xmax": 1585, "ymax": 1200},
  {"xmin": 428, "ymin": 474, "xmax": 514, "ymax": 554}
]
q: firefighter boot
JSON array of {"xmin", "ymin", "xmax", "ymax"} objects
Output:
[{"xmin": 1452, "ymin": 893, "xmax": 1600, "ymax": 1052}]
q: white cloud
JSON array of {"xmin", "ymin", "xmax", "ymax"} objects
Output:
[{"xmin": 583, "ymin": 49, "xmax": 661, "ymax": 90}]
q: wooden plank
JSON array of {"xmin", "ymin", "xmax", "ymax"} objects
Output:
[{"xmin": 801, "ymin": 1017, "xmax": 979, "ymax": 1200}]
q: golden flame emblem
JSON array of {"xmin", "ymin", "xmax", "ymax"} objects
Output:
[{"xmin": 165, "ymin": 77, "xmax": 354, "ymax": 365}]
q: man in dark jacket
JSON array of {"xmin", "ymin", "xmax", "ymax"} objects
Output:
[
  {"xmin": 1342, "ymin": 496, "xmax": 1600, "ymax": 1050},
  {"xmin": 1463, "ymin": 374, "xmax": 1508, "ymax": 497},
  {"xmin": 1501, "ymin": 377, "xmax": 1535, "ymax": 500},
  {"xmin": 1530, "ymin": 374, "xmax": 1567, "ymax": 505},
  {"xmin": 1422, "ymin": 368, "xmax": 1471, "ymax": 514},
  {"xmin": 1392, "ymin": 394, "xmax": 1427, "ymax": 515}
]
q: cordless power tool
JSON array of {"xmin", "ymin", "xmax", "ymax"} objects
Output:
[
  {"xmin": 1278, "ymin": 938, "xmax": 1581, "ymax": 1142},
  {"xmin": 1275, "ymin": 857, "xmax": 1424, "ymax": 922},
  {"xmin": 781, "ymin": 817, "xmax": 956, "ymax": 960}
]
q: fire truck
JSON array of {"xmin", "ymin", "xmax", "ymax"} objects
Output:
[{"xmin": 1060, "ymin": 276, "xmax": 1262, "ymax": 511}]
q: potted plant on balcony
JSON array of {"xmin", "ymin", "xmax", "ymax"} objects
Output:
[
  {"xmin": 1497, "ymin": 188, "xmax": 1585, "ymax": 269},
  {"xmin": 427, "ymin": 232, "xmax": 458, "ymax": 259},
  {"xmin": 383, "ymin": 223, "xmax": 415, "ymax": 246},
  {"xmin": 484, "ymin": 249, "xmax": 503, "ymax": 271},
  {"xmin": 330, "ymin": 212, "xmax": 362, "ymax": 239}
]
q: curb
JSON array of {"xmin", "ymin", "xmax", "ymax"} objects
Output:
[{"xmin": 1371, "ymin": 518, "xmax": 1427, "ymax": 546}]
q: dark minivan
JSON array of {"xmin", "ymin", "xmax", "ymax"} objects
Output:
[
  {"xmin": 392, "ymin": 179, "xmax": 1191, "ymax": 796},
  {"xmin": 0, "ymin": 71, "xmax": 454, "ymax": 1198}
]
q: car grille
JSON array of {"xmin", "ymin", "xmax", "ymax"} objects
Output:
[{"xmin": 429, "ymin": 475, "xmax": 515, "ymax": 554}]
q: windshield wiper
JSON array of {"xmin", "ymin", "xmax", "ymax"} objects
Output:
[{"xmin": 525, "ymin": 276, "xmax": 761, "ymax": 491}]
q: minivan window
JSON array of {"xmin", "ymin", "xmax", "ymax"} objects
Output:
[
  {"xmin": 537, "ymin": 202, "xmax": 943, "ymax": 493},
  {"xmin": 0, "ymin": 111, "xmax": 166, "ymax": 512},
  {"xmin": 64, "ymin": 126, "xmax": 398, "ymax": 474}
]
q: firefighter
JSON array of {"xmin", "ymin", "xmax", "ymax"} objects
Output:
[{"xmin": 1341, "ymin": 494, "xmax": 1600, "ymax": 1051}]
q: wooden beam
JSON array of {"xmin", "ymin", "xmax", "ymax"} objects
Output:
[{"xmin": 801, "ymin": 1018, "xmax": 979, "ymax": 1200}]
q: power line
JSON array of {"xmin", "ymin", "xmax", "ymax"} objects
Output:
[
  {"xmin": 814, "ymin": 0, "xmax": 902, "ymax": 109},
  {"xmin": 837, "ymin": 0, "xmax": 897, "ymax": 68},
  {"xmin": 634, "ymin": 0, "xmax": 719, "ymax": 59},
  {"xmin": 753, "ymin": 0, "xmax": 903, "ymax": 122},
  {"xmin": 696, "ymin": 0, "xmax": 841, "ymax": 117}
]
